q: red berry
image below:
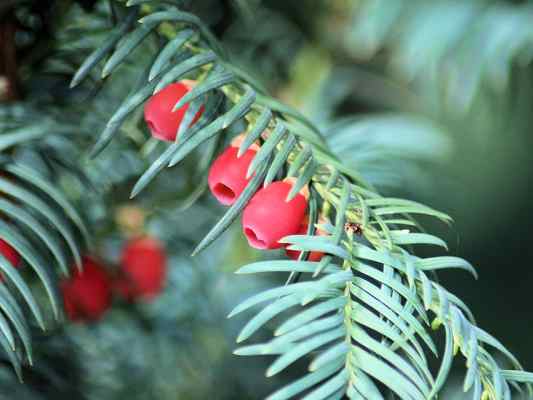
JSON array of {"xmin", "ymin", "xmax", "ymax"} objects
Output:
[
  {"xmin": 61, "ymin": 257, "xmax": 112, "ymax": 322},
  {"xmin": 242, "ymin": 180, "xmax": 308, "ymax": 249},
  {"xmin": 0, "ymin": 238, "xmax": 21, "ymax": 282},
  {"xmin": 144, "ymin": 81, "xmax": 204, "ymax": 142},
  {"xmin": 208, "ymin": 137, "xmax": 259, "ymax": 206},
  {"xmin": 0, "ymin": 239, "xmax": 20, "ymax": 268},
  {"xmin": 285, "ymin": 218, "xmax": 327, "ymax": 261},
  {"xmin": 115, "ymin": 236, "xmax": 167, "ymax": 302}
]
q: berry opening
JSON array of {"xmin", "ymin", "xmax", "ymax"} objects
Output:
[
  {"xmin": 213, "ymin": 183, "xmax": 236, "ymax": 204},
  {"xmin": 146, "ymin": 119, "xmax": 172, "ymax": 142},
  {"xmin": 244, "ymin": 227, "xmax": 267, "ymax": 249},
  {"xmin": 146, "ymin": 119, "xmax": 157, "ymax": 134}
]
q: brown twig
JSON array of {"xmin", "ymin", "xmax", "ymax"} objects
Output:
[{"xmin": 0, "ymin": 13, "xmax": 19, "ymax": 101}]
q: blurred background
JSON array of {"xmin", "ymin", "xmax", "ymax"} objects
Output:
[{"xmin": 1, "ymin": 0, "xmax": 533, "ymax": 398}]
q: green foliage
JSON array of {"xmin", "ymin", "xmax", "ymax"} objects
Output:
[
  {"xmin": 0, "ymin": 107, "xmax": 90, "ymax": 378},
  {"xmin": 0, "ymin": 0, "xmax": 532, "ymax": 399},
  {"xmin": 57, "ymin": 1, "xmax": 533, "ymax": 399},
  {"xmin": 347, "ymin": 0, "xmax": 533, "ymax": 114}
]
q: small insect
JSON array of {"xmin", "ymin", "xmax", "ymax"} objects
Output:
[{"xmin": 344, "ymin": 222, "xmax": 363, "ymax": 236}]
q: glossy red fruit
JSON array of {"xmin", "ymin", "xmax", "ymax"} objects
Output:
[
  {"xmin": 61, "ymin": 257, "xmax": 112, "ymax": 322},
  {"xmin": 0, "ymin": 239, "xmax": 21, "ymax": 282},
  {"xmin": 208, "ymin": 137, "xmax": 259, "ymax": 206},
  {"xmin": 144, "ymin": 81, "xmax": 203, "ymax": 142},
  {"xmin": 285, "ymin": 218, "xmax": 326, "ymax": 261},
  {"xmin": 0, "ymin": 239, "xmax": 20, "ymax": 268},
  {"xmin": 242, "ymin": 180, "xmax": 308, "ymax": 250},
  {"xmin": 115, "ymin": 236, "xmax": 167, "ymax": 302}
]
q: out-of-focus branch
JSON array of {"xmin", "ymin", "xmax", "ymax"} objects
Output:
[{"xmin": 0, "ymin": 14, "xmax": 19, "ymax": 101}]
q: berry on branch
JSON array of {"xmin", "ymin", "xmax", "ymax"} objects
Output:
[
  {"xmin": 60, "ymin": 257, "xmax": 112, "ymax": 322},
  {"xmin": 208, "ymin": 134, "xmax": 260, "ymax": 205},
  {"xmin": 115, "ymin": 236, "xmax": 167, "ymax": 302},
  {"xmin": 285, "ymin": 217, "xmax": 327, "ymax": 261},
  {"xmin": 0, "ymin": 238, "xmax": 20, "ymax": 268},
  {"xmin": 143, "ymin": 81, "xmax": 203, "ymax": 142},
  {"xmin": 0, "ymin": 238, "xmax": 21, "ymax": 282},
  {"xmin": 242, "ymin": 179, "xmax": 308, "ymax": 249}
]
